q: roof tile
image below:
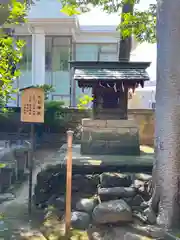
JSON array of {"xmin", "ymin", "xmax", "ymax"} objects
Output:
[{"xmin": 74, "ymin": 68, "xmax": 149, "ymax": 81}]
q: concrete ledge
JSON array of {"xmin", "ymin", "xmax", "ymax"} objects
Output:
[
  {"xmin": 82, "ymin": 128, "xmax": 139, "ymax": 141},
  {"xmin": 82, "ymin": 118, "xmax": 138, "ymax": 128},
  {"xmin": 82, "ymin": 118, "xmax": 107, "ymax": 128},
  {"xmin": 81, "ymin": 141, "xmax": 140, "ymax": 155},
  {"xmin": 106, "ymin": 120, "xmax": 138, "ymax": 128},
  {"xmin": 57, "ymin": 144, "xmax": 154, "ymax": 174}
]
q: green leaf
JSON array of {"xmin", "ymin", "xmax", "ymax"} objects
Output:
[
  {"xmin": 0, "ymin": 163, "xmax": 6, "ymax": 168},
  {"xmin": 61, "ymin": 0, "xmax": 156, "ymax": 43},
  {"xmin": 61, "ymin": 4, "xmax": 80, "ymax": 16}
]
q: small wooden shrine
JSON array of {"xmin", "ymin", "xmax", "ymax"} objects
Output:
[
  {"xmin": 71, "ymin": 61, "xmax": 150, "ymax": 155},
  {"xmin": 72, "ymin": 61, "xmax": 150, "ymax": 120}
]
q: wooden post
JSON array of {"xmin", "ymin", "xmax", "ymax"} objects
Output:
[
  {"xmin": 28, "ymin": 123, "xmax": 34, "ymax": 216},
  {"xmin": 20, "ymin": 86, "xmax": 44, "ymax": 218},
  {"xmin": 65, "ymin": 130, "xmax": 73, "ymax": 238}
]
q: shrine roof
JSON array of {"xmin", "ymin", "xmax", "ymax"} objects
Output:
[
  {"xmin": 74, "ymin": 68, "xmax": 149, "ymax": 81},
  {"xmin": 70, "ymin": 61, "xmax": 150, "ymax": 82}
]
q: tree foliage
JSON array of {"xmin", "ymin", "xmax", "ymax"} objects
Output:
[
  {"xmin": 61, "ymin": 0, "xmax": 156, "ymax": 43},
  {"xmin": 0, "ymin": 0, "xmax": 27, "ymax": 109},
  {"xmin": 77, "ymin": 95, "xmax": 93, "ymax": 109},
  {"xmin": 35, "ymin": 84, "xmax": 55, "ymax": 100}
]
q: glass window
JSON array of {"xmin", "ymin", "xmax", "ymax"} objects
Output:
[
  {"xmin": 75, "ymin": 43, "xmax": 118, "ymax": 61},
  {"xmin": 100, "ymin": 44, "xmax": 118, "ymax": 53},
  {"xmin": 75, "ymin": 44, "xmax": 98, "ymax": 61},
  {"xmin": 99, "ymin": 43, "xmax": 118, "ymax": 61},
  {"xmin": 45, "ymin": 52, "xmax": 51, "ymax": 71},
  {"xmin": 45, "ymin": 37, "xmax": 52, "ymax": 71},
  {"xmin": 18, "ymin": 36, "xmax": 32, "ymax": 71},
  {"xmin": 52, "ymin": 46, "xmax": 70, "ymax": 72},
  {"xmin": 45, "ymin": 36, "xmax": 71, "ymax": 103},
  {"xmin": 53, "ymin": 37, "xmax": 71, "ymax": 46},
  {"xmin": 45, "ymin": 36, "xmax": 71, "ymax": 72}
]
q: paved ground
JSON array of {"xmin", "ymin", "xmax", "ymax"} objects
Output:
[{"xmin": 0, "ymin": 148, "xmax": 59, "ymax": 239}]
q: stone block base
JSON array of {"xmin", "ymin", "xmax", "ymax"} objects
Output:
[{"xmin": 81, "ymin": 119, "xmax": 140, "ymax": 155}]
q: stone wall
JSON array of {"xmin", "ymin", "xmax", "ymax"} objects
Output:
[
  {"xmin": 0, "ymin": 108, "xmax": 154, "ymax": 147},
  {"xmin": 81, "ymin": 119, "xmax": 140, "ymax": 155},
  {"xmin": 56, "ymin": 108, "xmax": 155, "ymax": 146}
]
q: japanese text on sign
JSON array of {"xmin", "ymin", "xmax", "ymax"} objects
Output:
[{"xmin": 21, "ymin": 88, "xmax": 44, "ymax": 123}]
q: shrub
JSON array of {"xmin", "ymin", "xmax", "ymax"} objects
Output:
[{"xmin": 44, "ymin": 100, "xmax": 65, "ymax": 132}]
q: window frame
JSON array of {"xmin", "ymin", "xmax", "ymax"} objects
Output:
[
  {"xmin": 45, "ymin": 36, "xmax": 72, "ymax": 72},
  {"xmin": 17, "ymin": 35, "xmax": 32, "ymax": 71}
]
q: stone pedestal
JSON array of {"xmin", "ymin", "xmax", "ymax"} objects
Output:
[{"xmin": 81, "ymin": 119, "xmax": 140, "ymax": 155}]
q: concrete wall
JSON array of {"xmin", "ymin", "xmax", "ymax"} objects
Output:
[{"xmin": 128, "ymin": 109, "xmax": 154, "ymax": 146}]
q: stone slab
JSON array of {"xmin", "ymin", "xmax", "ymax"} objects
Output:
[
  {"xmin": 81, "ymin": 130, "xmax": 140, "ymax": 155},
  {"xmin": 82, "ymin": 118, "xmax": 138, "ymax": 128},
  {"xmin": 106, "ymin": 119, "xmax": 138, "ymax": 128},
  {"xmin": 82, "ymin": 127, "xmax": 138, "ymax": 139},
  {"xmin": 81, "ymin": 141, "xmax": 140, "ymax": 155},
  {"xmin": 81, "ymin": 119, "xmax": 140, "ymax": 155},
  {"xmin": 53, "ymin": 144, "xmax": 153, "ymax": 173},
  {"xmin": 82, "ymin": 118, "xmax": 106, "ymax": 128}
]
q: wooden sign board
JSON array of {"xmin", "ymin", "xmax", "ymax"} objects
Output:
[{"xmin": 21, "ymin": 88, "xmax": 44, "ymax": 123}]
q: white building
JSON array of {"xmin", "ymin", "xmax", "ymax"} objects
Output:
[
  {"xmin": 9, "ymin": 0, "xmax": 156, "ymax": 108},
  {"xmin": 129, "ymin": 43, "xmax": 156, "ymax": 109}
]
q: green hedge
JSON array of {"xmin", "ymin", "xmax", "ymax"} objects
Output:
[{"xmin": 0, "ymin": 102, "xmax": 91, "ymax": 134}]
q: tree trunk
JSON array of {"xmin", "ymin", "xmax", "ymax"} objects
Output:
[
  {"xmin": 153, "ymin": 0, "xmax": 180, "ymax": 229},
  {"xmin": 119, "ymin": 1, "xmax": 133, "ymax": 61}
]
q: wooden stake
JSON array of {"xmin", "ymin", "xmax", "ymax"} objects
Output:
[
  {"xmin": 65, "ymin": 130, "xmax": 73, "ymax": 238},
  {"xmin": 28, "ymin": 123, "xmax": 34, "ymax": 217}
]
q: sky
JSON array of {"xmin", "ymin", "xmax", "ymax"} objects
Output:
[{"xmin": 78, "ymin": 0, "xmax": 156, "ymax": 25}]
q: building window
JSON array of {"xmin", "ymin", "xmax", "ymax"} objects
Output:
[
  {"xmin": 45, "ymin": 36, "xmax": 72, "ymax": 103},
  {"xmin": 45, "ymin": 36, "xmax": 71, "ymax": 72},
  {"xmin": 75, "ymin": 44, "xmax": 99, "ymax": 61},
  {"xmin": 99, "ymin": 44, "xmax": 118, "ymax": 61},
  {"xmin": 75, "ymin": 43, "xmax": 118, "ymax": 61},
  {"xmin": 18, "ymin": 36, "xmax": 32, "ymax": 71},
  {"xmin": 45, "ymin": 52, "xmax": 51, "ymax": 71},
  {"xmin": 52, "ymin": 46, "xmax": 70, "ymax": 71},
  {"xmin": 74, "ymin": 43, "xmax": 118, "ymax": 106}
]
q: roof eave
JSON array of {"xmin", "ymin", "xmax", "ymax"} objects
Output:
[
  {"xmin": 70, "ymin": 61, "xmax": 151, "ymax": 69},
  {"xmin": 75, "ymin": 78, "xmax": 149, "ymax": 81}
]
